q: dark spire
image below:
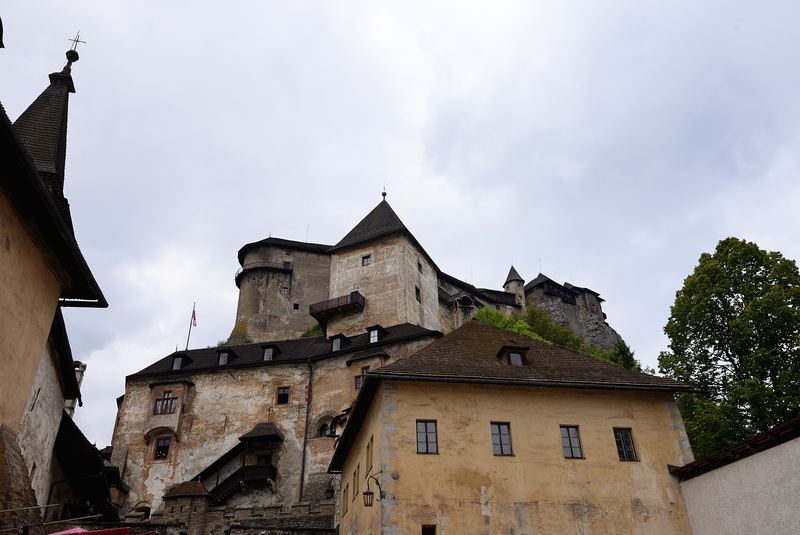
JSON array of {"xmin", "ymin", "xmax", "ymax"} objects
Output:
[
  {"xmin": 13, "ymin": 48, "xmax": 80, "ymax": 231},
  {"xmin": 504, "ymin": 265, "xmax": 524, "ymax": 286},
  {"xmin": 330, "ymin": 199, "xmax": 409, "ymax": 252}
]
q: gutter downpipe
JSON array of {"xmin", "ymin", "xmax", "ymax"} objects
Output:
[{"xmin": 298, "ymin": 356, "xmax": 313, "ymax": 502}]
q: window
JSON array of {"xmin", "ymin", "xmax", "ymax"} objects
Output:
[
  {"xmin": 154, "ymin": 391, "xmax": 178, "ymax": 415},
  {"xmin": 491, "ymin": 422, "xmax": 513, "ymax": 455},
  {"xmin": 362, "ymin": 255, "xmax": 372, "ymax": 266},
  {"xmin": 498, "ymin": 346, "xmax": 528, "ymax": 366},
  {"xmin": 614, "ymin": 428, "xmax": 637, "ymax": 461},
  {"xmin": 369, "ymin": 329, "xmax": 378, "ymax": 343},
  {"xmin": 366, "ymin": 435, "xmax": 373, "ymax": 471},
  {"xmin": 560, "ymin": 426, "xmax": 583, "ymax": 459},
  {"xmin": 355, "ymin": 366, "xmax": 369, "ymax": 390},
  {"xmin": 256, "ymin": 454, "xmax": 272, "ymax": 465},
  {"xmin": 154, "ymin": 437, "xmax": 171, "ymax": 460},
  {"xmin": 172, "ymin": 356, "xmax": 182, "ymax": 370},
  {"xmin": 415, "ymin": 286, "xmax": 421, "ymax": 302},
  {"xmin": 508, "ymin": 352, "xmax": 523, "ymax": 366},
  {"xmin": 276, "ymin": 387, "xmax": 290, "ymax": 405},
  {"xmin": 293, "ymin": 303, "xmax": 300, "ymax": 310},
  {"xmin": 280, "ymin": 287, "xmax": 289, "ymax": 294},
  {"xmin": 283, "ymin": 261, "xmax": 291, "ymax": 270},
  {"xmin": 263, "ymin": 347, "xmax": 273, "ymax": 361},
  {"xmin": 422, "ymin": 526, "xmax": 436, "ymax": 535},
  {"xmin": 418, "ymin": 260, "xmax": 422, "ymax": 273},
  {"xmin": 343, "ymin": 485, "xmax": 349, "ymax": 514},
  {"xmin": 332, "ymin": 338, "xmax": 341, "ymax": 352},
  {"xmin": 319, "ymin": 423, "xmax": 329, "ymax": 437},
  {"xmin": 416, "ymin": 420, "xmax": 438, "ymax": 454},
  {"xmin": 218, "ymin": 352, "xmax": 228, "ymax": 365}
]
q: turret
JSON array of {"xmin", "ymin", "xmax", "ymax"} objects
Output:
[{"xmin": 503, "ymin": 265, "xmax": 526, "ymax": 311}]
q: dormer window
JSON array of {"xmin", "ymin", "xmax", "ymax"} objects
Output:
[
  {"xmin": 370, "ymin": 329, "xmax": 378, "ymax": 343},
  {"xmin": 498, "ymin": 346, "xmax": 529, "ymax": 366},
  {"xmin": 218, "ymin": 352, "xmax": 229, "ymax": 365},
  {"xmin": 172, "ymin": 357, "xmax": 182, "ymax": 370},
  {"xmin": 264, "ymin": 347, "xmax": 273, "ymax": 361},
  {"xmin": 332, "ymin": 338, "xmax": 341, "ymax": 351},
  {"xmin": 366, "ymin": 325, "xmax": 386, "ymax": 344}
]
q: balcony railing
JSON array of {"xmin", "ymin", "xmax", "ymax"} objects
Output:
[
  {"xmin": 209, "ymin": 463, "xmax": 277, "ymax": 505},
  {"xmin": 309, "ymin": 291, "xmax": 366, "ymax": 321}
]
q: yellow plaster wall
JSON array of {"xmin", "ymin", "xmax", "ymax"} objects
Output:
[
  {"xmin": 0, "ymin": 190, "xmax": 62, "ymax": 430},
  {"xmin": 339, "ymin": 381, "xmax": 694, "ymax": 534}
]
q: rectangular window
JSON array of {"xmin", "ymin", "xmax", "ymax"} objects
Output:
[
  {"xmin": 614, "ymin": 428, "xmax": 637, "ymax": 461},
  {"xmin": 422, "ymin": 525, "xmax": 436, "ymax": 535},
  {"xmin": 218, "ymin": 352, "xmax": 228, "ymax": 365},
  {"xmin": 154, "ymin": 437, "xmax": 171, "ymax": 460},
  {"xmin": 276, "ymin": 387, "xmax": 290, "ymax": 405},
  {"xmin": 508, "ymin": 352, "xmax": 523, "ymax": 366},
  {"xmin": 561, "ymin": 426, "xmax": 583, "ymax": 459},
  {"xmin": 280, "ymin": 287, "xmax": 289, "ymax": 294},
  {"xmin": 416, "ymin": 420, "xmax": 438, "ymax": 454},
  {"xmin": 172, "ymin": 357, "xmax": 182, "ymax": 370},
  {"xmin": 415, "ymin": 286, "xmax": 421, "ymax": 302},
  {"xmin": 343, "ymin": 484, "xmax": 348, "ymax": 514},
  {"xmin": 362, "ymin": 255, "xmax": 372, "ymax": 266},
  {"xmin": 263, "ymin": 347, "xmax": 273, "ymax": 361},
  {"xmin": 418, "ymin": 260, "xmax": 423, "ymax": 273},
  {"xmin": 293, "ymin": 303, "xmax": 300, "ymax": 310},
  {"xmin": 154, "ymin": 391, "xmax": 178, "ymax": 415},
  {"xmin": 369, "ymin": 329, "xmax": 378, "ymax": 343},
  {"xmin": 491, "ymin": 422, "xmax": 513, "ymax": 455},
  {"xmin": 332, "ymin": 338, "xmax": 341, "ymax": 351},
  {"xmin": 355, "ymin": 366, "xmax": 369, "ymax": 390}
]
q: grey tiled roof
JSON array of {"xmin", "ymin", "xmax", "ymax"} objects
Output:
[
  {"xmin": 330, "ymin": 200, "xmax": 409, "ymax": 251},
  {"xmin": 375, "ymin": 320, "xmax": 693, "ymax": 391},
  {"xmin": 504, "ymin": 265, "xmax": 524, "ymax": 285}
]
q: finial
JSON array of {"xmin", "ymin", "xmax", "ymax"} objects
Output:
[
  {"xmin": 69, "ymin": 31, "xmax": 85, "ymax": 51},
  {"xmin": 64, "ymin": 32, "xmax": 84, "ymax": 67},
  {"xmin": 382, "ymin": 184, "xmax": 387, "ymax": 199}
]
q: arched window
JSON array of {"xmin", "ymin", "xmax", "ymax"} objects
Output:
[{"xmin": 319, "ymin": 423, "xmax": 329, "ymax": 437}]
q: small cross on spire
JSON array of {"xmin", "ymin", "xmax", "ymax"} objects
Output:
[{"xmin": 68, "ymin": 31, "xmax": 85, "ymax": 51}]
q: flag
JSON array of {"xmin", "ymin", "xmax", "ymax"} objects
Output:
[{"xmin": 192, "ymin": 306, "xmax": 197, "ymax": 327}]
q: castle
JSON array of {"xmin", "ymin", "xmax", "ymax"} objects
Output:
[
  {"xmin": 103, "ymin": 196, "xmax": 695, "ymax": 535},
  {"xmin": 232, "ymin": 194, "xmax": 621, "ymax": 349}
]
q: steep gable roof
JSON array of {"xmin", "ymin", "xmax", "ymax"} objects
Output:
[{"xmin": 330, "ymin": 199, "xmax": 409, "ymax": 252}]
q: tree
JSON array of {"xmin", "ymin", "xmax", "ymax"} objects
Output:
[
  {"xmin": 474, "ymin": 307, "xmax": 643, "ymax": 371},
  {"xmin": 659, "ymin": 237, "xmax": 800, "ymax": 458}
]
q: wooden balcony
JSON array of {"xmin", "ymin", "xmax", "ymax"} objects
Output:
[
  {"xmin": 309, "ymin": 291, "xmax": 366, "ymax": 321},
  {"xmin": 209, "ymin": 464, "xmax": 277, "ymax": 505}
]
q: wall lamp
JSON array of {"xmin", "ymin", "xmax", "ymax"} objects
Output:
[
  {"xmin": 363, "ymin": 470, "xmax": 385, "ymax": 507},
  {"xmin": 325, "ymin": 477, "xmax": 341, "ymax": 500}
]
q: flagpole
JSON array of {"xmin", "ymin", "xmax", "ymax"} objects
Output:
[{"xmin": 186, "ymin": 302, "xmax": 195, "ymax": 350}]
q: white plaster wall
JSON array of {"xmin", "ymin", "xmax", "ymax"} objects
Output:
[
  {"xmin": 680, "ymin": 437, "xmax": 800, "ymax": 534},
  {"xmin": 17, "ymin": 342, "xmax": 66, "ymax": 506}
]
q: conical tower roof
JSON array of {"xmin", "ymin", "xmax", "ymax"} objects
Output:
[
  {"xmin": 13, "ymin": 50, "xmax": 79, "ymax": 230},
  {"xmin": 504, "ymin": 265, "xmax": 524, "ymax": 286},
  {"xmin": 330, "ymin": 198, "xmax": 409, "ymax": 252}
]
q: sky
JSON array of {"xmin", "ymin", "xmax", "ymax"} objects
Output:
[{"xmin": 2, "ymin": 1, "xmax": 800, "ymax": 447}]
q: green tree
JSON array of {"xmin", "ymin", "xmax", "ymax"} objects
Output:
[
  {"xmin": 659, "ymin": 237, "xmax": 800, "ymax": 458},
  {"xmin": 474, "ymin": 306, "xmax": 642, "ymax": 371}
]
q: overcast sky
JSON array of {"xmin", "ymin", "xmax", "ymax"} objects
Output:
[{"xmin": 3, "ymin": 2, "xmax": 800, "ymax": 447}]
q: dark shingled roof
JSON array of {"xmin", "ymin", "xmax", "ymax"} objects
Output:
[
  {"xmin": 504, "ymin": 265, "xmax": 524, "ymax": 285},
  {"xmin": 163, "ymin": 481, "xmax": 210, "ymax": 498},
  {"xmin": 330, "ymin": 320, "xmax": 695, "ymax": 472},
  {"xmin": 127, "ymin": 323, "xmax": 439, "ymax": 380},
  {"xmin": 330, "ymin": 199, "xmax": 408, "ymax": 252},
  {"xmin": 374, "ymin": 320, "xmax": 693, "ymax": 391},
  {"xmin": 237, "ymin": 236, "xmax": 331, "ymax": 267},
  {"xmin": 239, "ymin": 422, "xmax": 285, "ymax": 442}
]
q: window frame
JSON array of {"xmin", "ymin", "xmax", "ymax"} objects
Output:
[
  {"xmin": 218, "ymin": 352, "xmax": 228, "ymax": 365},
  {"xmin": 560, "ymin": 425, "xmax": 583, "ymax": 459},
  {"xmin": 416, "ymin": 420, "xmax": 438, "ymax": 454},
  {"xmin": 369, "ymin": 329, "xmax": 378, "ymax": 343},
  {"xmin": 153, "ymin": 391, "xmax": 178, "ymax": 415},
  {"xmin": 276, "ymin": 386, "xmax": 291, "ymax": 405},
  {"xmin": 154, "ymin": 436, "xmax": 171, "ymax": 460},
  {"xmin": 362, "ymin": 255, "xmax": 372, "ymax": 266},
  {"xmin": 613, "ymin": 428, "xmax": 638, "ymax": 461},
  {"xmin": 263, "ymin": 347, "xmax": 273, "ymax": 361},
  {"xmin": 491, "ymin": 422, "xmax": 513, "ymax": 456},
  {"xmin": 354, "ymin": 366, "xmax": 369, "ymax": 390},
  {"xmin": 172, "ymin": 356, "xmax": 182, "ymax": 370}
]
